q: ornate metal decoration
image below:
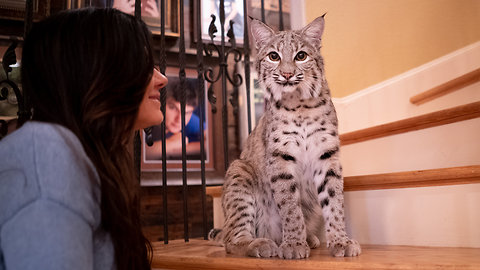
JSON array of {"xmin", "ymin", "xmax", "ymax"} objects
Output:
[
  {"xmin": 203, "ymin": 15, "xmax": 243, "ymax": 114},
  {"xmin": 0, "ymin": 41, "xmax": 30, "ymax": 139}
]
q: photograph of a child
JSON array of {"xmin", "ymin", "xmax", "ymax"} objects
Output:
[
  {"xmin": 201, "ymin": 0, "xmax": 244, "ymax": 44},
  {"xmin": 91, "ymin": 0, "xmax": 175, "ymax": 35},
  {"xmin": 112, "ymin": 0, "xmax": 160, "ymax": 18},
  {"xmin": 144, "ymin": 77, "xmax": 207, "ymax": 161}
]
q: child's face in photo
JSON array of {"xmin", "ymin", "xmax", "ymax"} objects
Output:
[{"xmin": 165, "ymin": 97, "xmax": 195, "ymax": 134}]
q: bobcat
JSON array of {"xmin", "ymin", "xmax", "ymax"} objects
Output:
[{"xmin": 209, "ymin": 15, "xmax": 361, "ymax": 259}]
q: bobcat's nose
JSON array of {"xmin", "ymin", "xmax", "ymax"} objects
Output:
[{"xmin": 281, "ymin": 72, "xmax": 294, "ymax": 80}]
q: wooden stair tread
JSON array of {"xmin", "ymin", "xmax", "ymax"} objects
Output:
[{"xmin": 151, "ymin": 239, "xmax": 480, "ymax": 270}]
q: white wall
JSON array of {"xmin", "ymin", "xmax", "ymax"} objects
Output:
[
  {"xmin": 336, "ymin": 41, "xmax": 480, "ymax": 176},
  {"xmin": 345, "ymin": 184, "xmax": 480, "ymax": 247},
  {"xmin": 335, "ymin": 42, "xmax": 480, "ymax": 247},
  {"xmin": 333, "ymin": 41, "xmax": 480, "ymax": 134}
]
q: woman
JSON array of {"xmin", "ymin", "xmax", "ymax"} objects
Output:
[{"xmin": 0, "ymin": 8, "xmax": 167, "ymax": 269}]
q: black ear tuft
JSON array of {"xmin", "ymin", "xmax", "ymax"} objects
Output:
[{"xmin": 300, "ymin": 16, "xmax": 325, "ymax": 48}]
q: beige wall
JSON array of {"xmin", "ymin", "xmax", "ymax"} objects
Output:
[{"xmin": 304, "ymin": 0, "xmax": 480, "ymax": 98}]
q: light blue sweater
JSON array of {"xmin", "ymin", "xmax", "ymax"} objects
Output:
[{"xmin": 0, "ymin": 122, "xmax": 115, "ymax": 270}]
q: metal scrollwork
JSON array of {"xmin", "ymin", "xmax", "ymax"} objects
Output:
[
  {"xmin": 226, "ymin": 20, "xmax": 236, "ymax": 48},
  {"xmin": 208, "ymin": 14, "xmax": 217, "ymax": 40},
  {"xmin": 1, "ymin": 41, "xmax": 30, "ymax": 139},
  {"xmin": 225, "ymin": 22, "xmax": 243, "ymax": 88},
  {"xmin": 203, "ymin": 15, "xmax": 219, "ymax": 113},
  {"xmin": 202, "ymin": 15, "xmax": 243, "ymax": 115},
  {"xmin": 2, "ymin": 42, "xmax": 17, "ymax": 78},
  {"xmin": 225, "ymin": 21, "xmax": 242, "ymax": 115}
]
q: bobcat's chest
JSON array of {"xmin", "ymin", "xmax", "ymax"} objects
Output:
[
  {"xmin": 269, "ymin": 103, "xmax": 336, "ymax": 149},
  {"xmin": 263, "ymin": 97, "xmax": 340, "ymax": 181}
]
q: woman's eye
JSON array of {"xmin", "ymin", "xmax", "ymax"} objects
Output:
[
  {"xmin": 268, "ymin": 52, "xmax": 280, "ymax": 62},
  {"xmin": 295, "ymin": 51, "xmax": 308, "ymax": 61}
]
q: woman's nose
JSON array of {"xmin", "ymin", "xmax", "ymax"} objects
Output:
[{"xmin": 154, "ymin": 68, "xmax": 168, "ymax": 89}]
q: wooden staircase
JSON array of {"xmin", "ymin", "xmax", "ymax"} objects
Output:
[
  {"xmin": 151, "ymin": 239, "xmax": 480, "ymax": 269},
  {"xmin": 151, "ymin": 64, "xmax": 480, "ymax": 269}
]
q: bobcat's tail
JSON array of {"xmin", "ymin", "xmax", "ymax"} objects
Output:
[{"xmin": 208, "ymin": 228, "xmax": 224, "ymax": 246}]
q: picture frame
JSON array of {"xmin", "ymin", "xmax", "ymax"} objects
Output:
[
  {"xmin": 136, "ymin": 0, "xmax": 180, "ymax": 36},
  {"xmin": 249, "ymin": 0, "xmax": 290, "ymax": 13},
  {"xmin": 195, "ymin": 0, "xmax": 290, "ymax": 47},
  {"xmin": 0, "ymin": 0, "xmax": 50, "ymax": 21},
  {"xmin": 69, "ymin": 0, "xmax": 180, "ymax": 36},
  {"xmin": 199, "ymin": 0, "xmax": 245, "ymax": 46},
  {"xmin": 141, "ymin": 67, "xmax": 214, "ymax": 172},
  {"xmin": 237, "ymin": 61, "xmax": 264, "ymax": 149},
  {"xmin": 250, "ymin": 69, "xmax": 265, "ymax": 127},
  {"xmin": 248, "ymin": 0, "xmax": 290, "ymax": 31}
]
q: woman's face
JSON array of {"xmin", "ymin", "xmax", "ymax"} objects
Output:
[{"xmin": 135, "ymin": 68, "xmax": 168, "ymax": 130}]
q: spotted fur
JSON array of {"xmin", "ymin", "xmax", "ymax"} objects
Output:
[{"xmin": 209, "ymin": 16, "xmax": 361, "ymax": 259}]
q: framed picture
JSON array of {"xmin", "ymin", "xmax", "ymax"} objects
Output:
[
  {"xmin": 249, "ymin": 0, "xmax": 290, "ymax": 13},
  {"xmin": 200, "ymin": 0, "xmax": 245, "ymax": 46},
  {"xmin": 69, "ymin": 0, "xmax": 180, "ymax": 36},
  {"xmin": 0, "ymin": 0, "xmax": 50, "ymax": 21},
  {"xmin": 248, "ymin": 0, "xmax": 290, "ymax": 31},
  {"xmin": 141, "ymin": 67, "xmax": 214, "ymax": 171},
  {"xmin": 237, "ymin": 62, "xmax": 264, "ymax": 149},
  {"xmin": 250, "ymin": 69, "xmax": 265, "ymax": 126}
]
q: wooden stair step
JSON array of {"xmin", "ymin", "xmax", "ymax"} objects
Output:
[{"xmin": 151, "ymin": 239, "xmax": 480, "ymax": 270}]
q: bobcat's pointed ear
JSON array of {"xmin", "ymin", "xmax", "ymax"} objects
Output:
[
  {"xmin": 250, "ymin": 18, "xmax": 275, "ymax": 49},
  {"xmin": 301, "ymin": 15, "xmax": 325, "ymax": 48}
]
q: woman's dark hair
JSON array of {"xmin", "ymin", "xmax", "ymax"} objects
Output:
[{"xmin": 21, "ymin": 8, "xmax": 154, "ymax": 269}]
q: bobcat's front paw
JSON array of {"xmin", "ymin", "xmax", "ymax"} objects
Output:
[
  {"xmin": 278, "ymin": 241, "xmax": 310, "ymax": 259},
  {"xmin": 328, "ymin": 238, "xmax": 361, "ymax": 257},
  {"xmin": 246, "ymin": 238, "xmax": 278, "ymax": 258}
]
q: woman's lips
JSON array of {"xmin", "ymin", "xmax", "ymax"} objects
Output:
[{"xmin": 149, "ymin": 94, "xmax": 160, "ymax": 102}]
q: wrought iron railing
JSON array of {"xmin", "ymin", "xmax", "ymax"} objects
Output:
[{"xmin": 0, "ymin": 0, "xmax": 286, "ymax": 244}]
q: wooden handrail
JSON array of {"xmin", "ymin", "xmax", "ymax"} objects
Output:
[
  {"xmin": 206, "ymin": 165, "xmax": 480, "ymax": 195},
  {"xmin": 344, "ymin": 165, "xmax": 480, "ymax": 191},
  {"xmin": 206, "ymin": 185, "xmax": 222, "ymax": 198},
  {"xmin": 339, "ymin": 101, "xmax": 480, "ymax": 146},
  {"xmin": 410, "ymin": 67, "xmax": 480, "ymax": 105},
  {"xmin": 0, "ymin": 116, "xmax": 17, "ymax": 121}
]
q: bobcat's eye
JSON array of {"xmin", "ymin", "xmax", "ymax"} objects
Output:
[
  {"xmin": 268, "ymin": 52, "xmax": 281, "ymax": 62},
  {"xmin": 295, "ymin": 51, "xmax": 308, "ymax": 62}
]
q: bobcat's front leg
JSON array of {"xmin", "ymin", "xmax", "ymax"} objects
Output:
[
  {"xmin": 268, "ymin": 150, "xmax": 310, "ymax": 259},
  {"xmin": 316, "ymin": 158, "xmax": 361, "ymax": 257},
  {"xmin": 222, "ymin": 160, "xmax": 278, "ymax": 258}
]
